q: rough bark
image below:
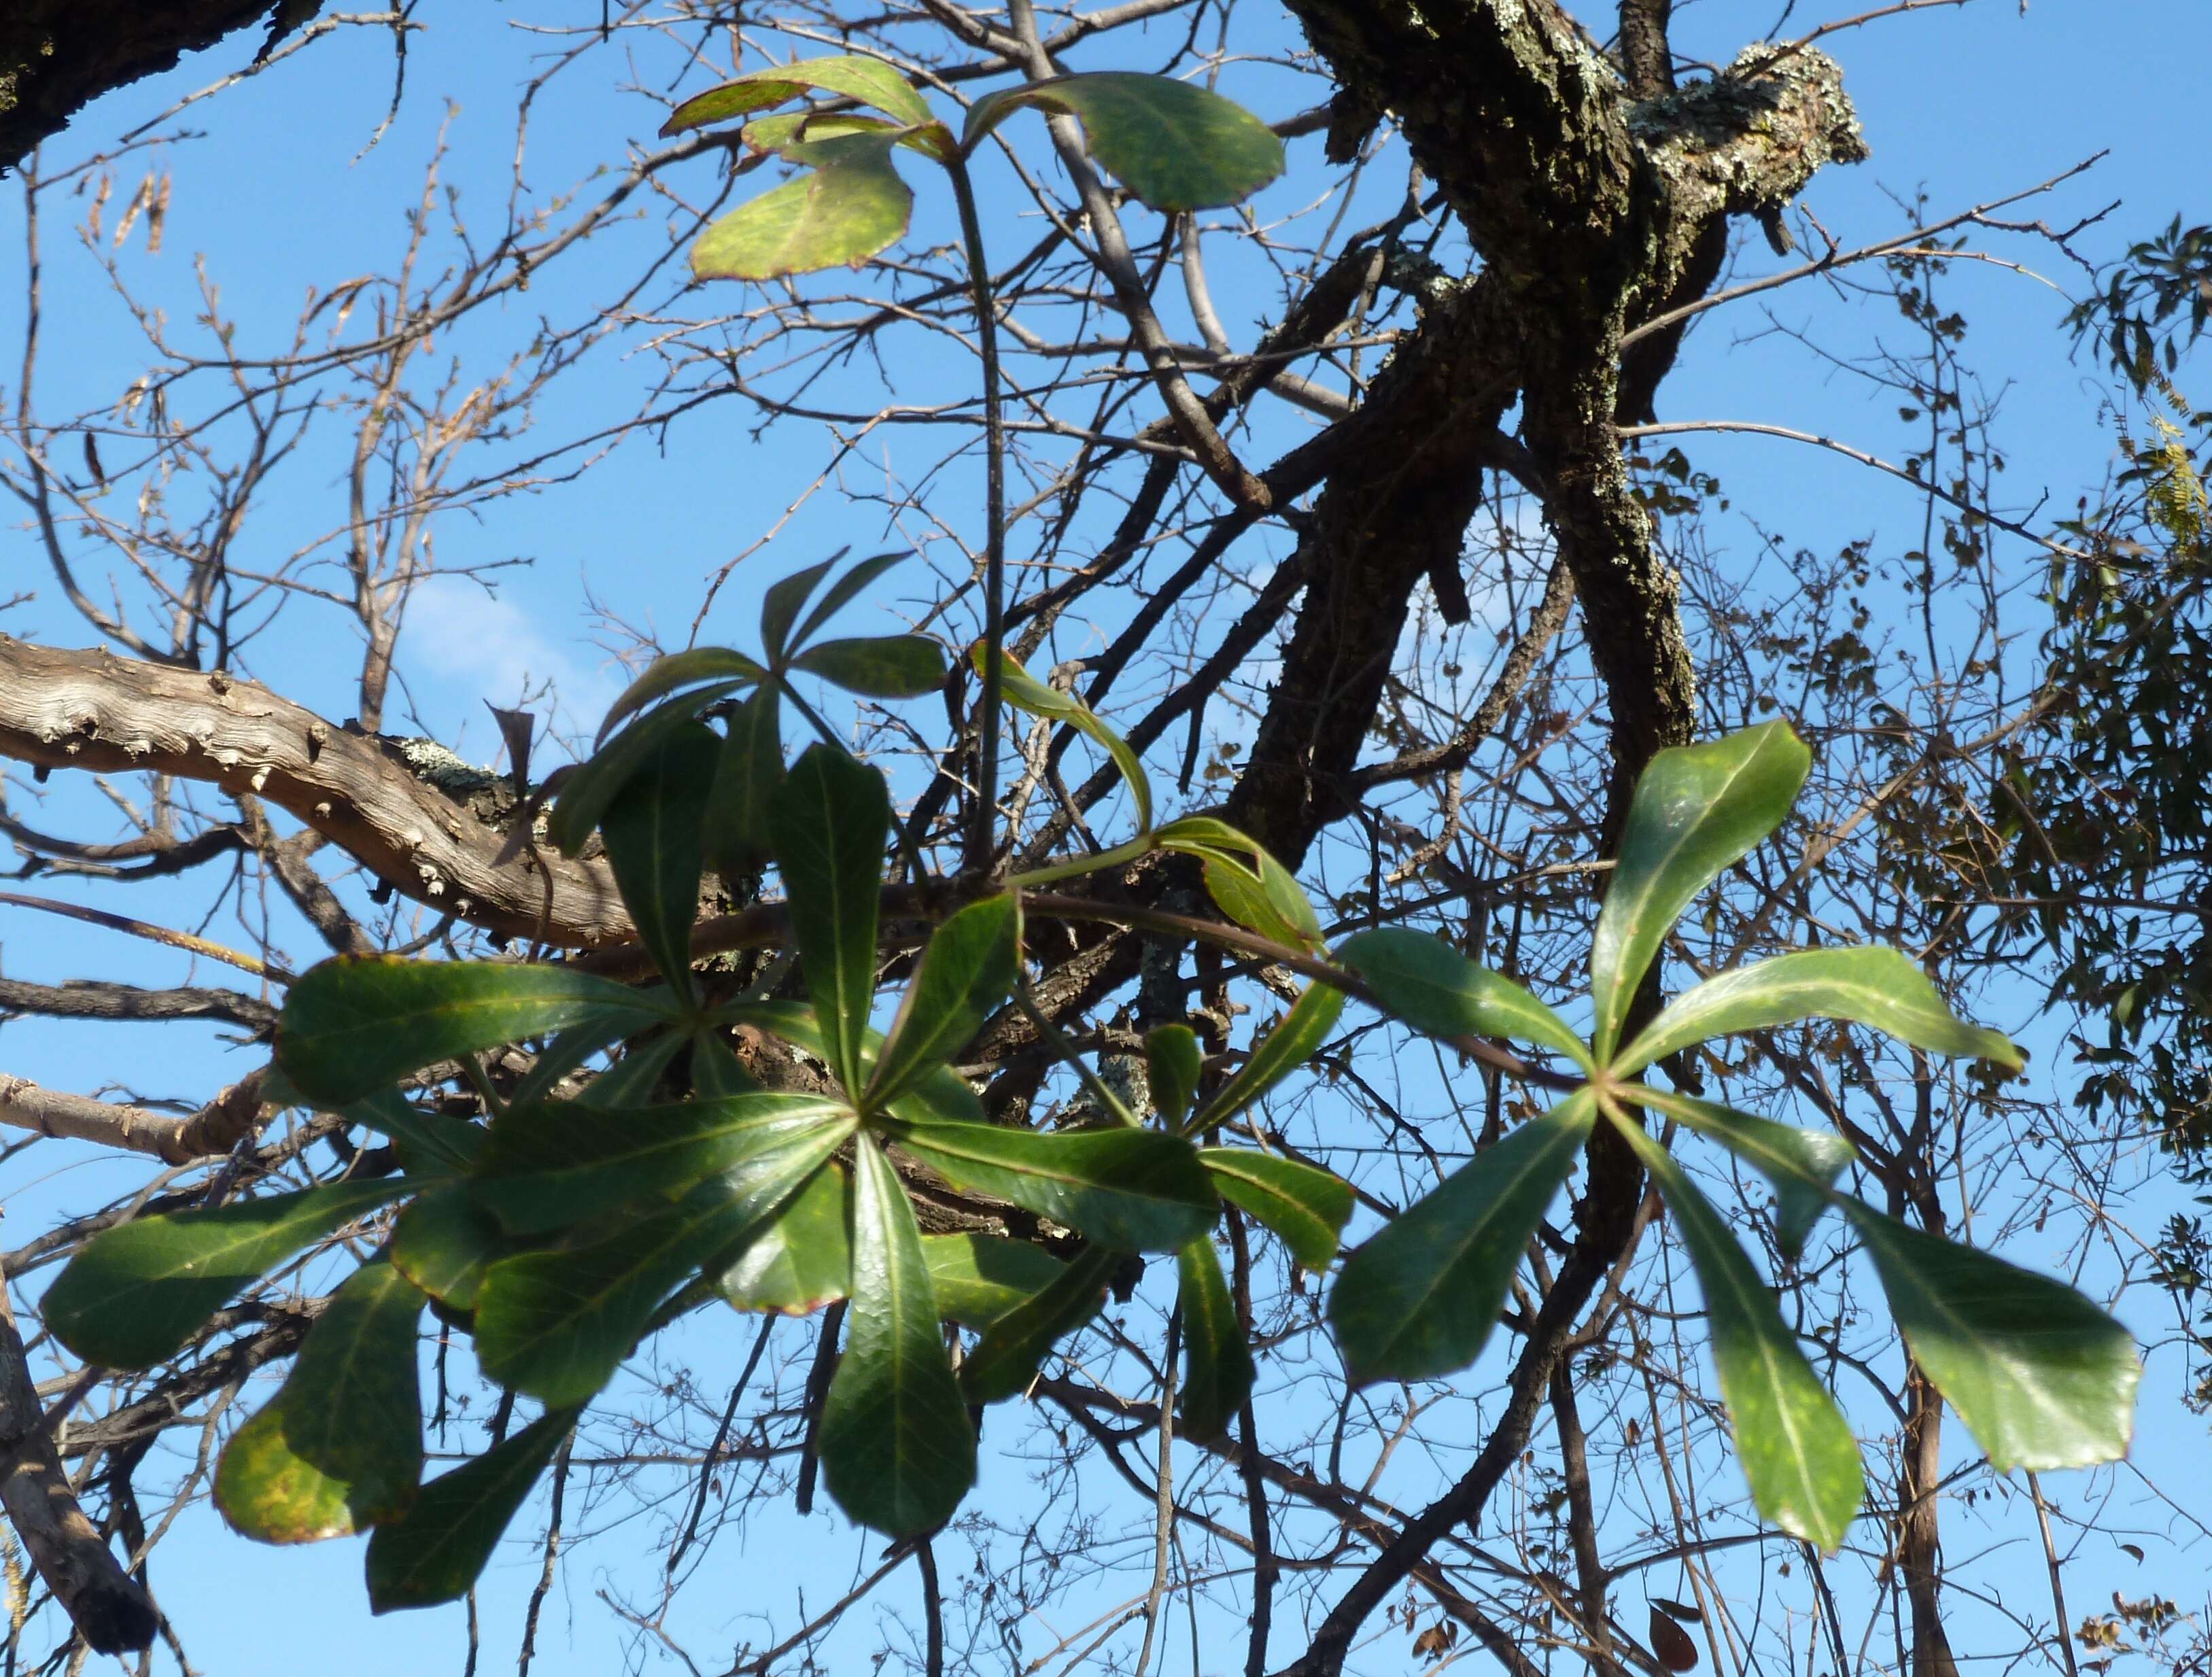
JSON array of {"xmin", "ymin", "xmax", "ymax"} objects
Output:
[
  {"xmin": 1, "ymin": 1, "xmax": 281, "ymax": 168},
  {"xmin": 1, "ymin": 1289, "xmax": 160, "ymax": 1655},
  {"xmin": 0, "ymin": 637, "xmax": 632, "ymax": 947}
]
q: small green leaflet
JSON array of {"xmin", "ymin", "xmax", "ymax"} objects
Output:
[
  {"xmin": 978, "ymin": 644, "xmax": 1153, "ymax": 832},
  {"xmin": 889, "ymin": 1120, "xmax": 1216, "ymax": 1253},
  {"xmin": 44, "ymin": 1179, "xmax": 409, "ymax": 1370},
  {"xmin": 691, "ymin": 132, "xmax": 913, "ymax": 281},
  {"xmin": 1587, "ymin": 722, "xmax": 1810, "ymax": 1060},
  {"xmin": 366, "ymin": 1408, "xmax": 579, "ymax": 1611},
  {"xmin": 1612, "ymin": 944, "xmax": 2023, "ymax": 1077},
  {"xmin": 961, "ymin": 73, "xmax": 1285, "ymax": 212},
  {"xmin": 920, "ymin": 1233, "xmax": 1069, "ymax": 1328},
  {"xmin": 1334, "ymin": 928, "xmax": 1590, "ymax": 1069},
  {"xmin": 1330, "ymin": 1093, "xmax": 1594, "ymax": 1385},
  {"xmin": 1624, "ymin": 1086, "xmax": 1853, "ymax": 1262},
  {"xmin": 1613, "ymin": 1116, "xmax": 1863, "ymax": 1552},
  {"xmin": 818, "ymin": 1139, "xmax": 977, "ymax": 1534},
  {"xmin": 865, "ymin": 893, "xmax": 1020, "ymax": 1114},
  {"xmin": 1176, "ymin": 1237, "xmax": 1253, "ymax": 1441},
  {"xmin": 596, "ymin": 721, "xmax": 720, "ymax": 997},
  {"xmin": 277, "ymin": 957, "xmax": 672, "ymax": 1108},
  {"xmin": 961, "ymin": 1246, "xmax": 1116, "ymax": 1404},
  {"xmin": 790, "ymin": 634, "xmax": 948, "ymax": 697},
  {"xmin": 1190, "ymin": 980, "xmax": 1344, "ymax": 1131},
  {"xmin": 1199, "ymin": 1148, "xmax": 1353, "ymax": 1270},
  {"xmin": 661, "ymin": 55, "xmax": 935, "ymax": 137},
  {"xmin": 771, "ymin": 744, "xmax": 889, "ymax": 1094},
  {"xmin": 718, "ymin": 1161, "xmax": 852, "ymax": 1315}
]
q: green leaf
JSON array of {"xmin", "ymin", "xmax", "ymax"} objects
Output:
[
  {"xmin": 1625, "ymin": 1086, "xmax": 1852, "ymax": 1262},
  {"xmin": 721, "ymin": 999, "xmax": 984, "ymax": 1126},
  {"xmin": 961, "ymin": 73, "xmax": 1285, "ymax": 211},
  {"xmin": 707, "ymin": 683, "xmax": 784, "ymax": 878},
  {"xmin": 499, "ymin": 1014, "xmax": 643, "ymax": 1117},
  {"xmin": 1612, "ymin": 1116, "xmax": 1863, "ymax": 1551},
  {"xmin": 691, "ymin": 133, "xmax": 912, "ymax": 281},
  {"xmin": 473, "ymin": 1123, "xmax": 852, "ymax": 1405},
  {"xmin": 760, "ymin": 554, "xmax": 847, "ymax": 663},
  {"xmin": 691, "ymin": 1031, "xmax": 765, "ymax": 1097},
  {"xmin": 772, "ymin": 744, "xmax": 889, "ymax": 1094},
  {"xmin": 1847, "ymin": 1205, "xmax": 2139, "ymax": 1472},
  {"xmin": 217, "ymin": 1259, "xmax": 426, "ymax": 1542},
  {"xmin": 365, "ymin": 1408, "xmax": 578, "ymax": 1612},
  {"xmin": 212, "ymin": 1406, "xmax": 356, "ymax": 1547},
  {"xmin": 44, "ymin": 1181, "xmax": 409, "ymax": 1370},
  {"xmin": 790, "ymin": 634, "xmax": 948, "ymax": 698},
  {"xmin": 476, "ymin": 1095, "xmax": 852, "ymax": 1236},
  {"xmin": 960, "ymin": 1246, "xmax": 1116, "ymax": 1404},
  {"xmin": 568, "ymin": 1028, "xmax": 687, "ymax": 1109},
  {"xmin": 1191, "ymin": 980, "xmax": 1344, "ymax": 1131},
  {"xmin": 919, "ymin": 1233, "xmax": 1069, "ymax": 1328},
  {"xmin": 1613, "ymin": 944, "xmax": 2024, "ymax": 1077},
  {"xmin": 598, "ymin": 722, "xmax": 719, "ymax": 996},
  {"xmin": 390, "ymin": 1186, "xmax": 505, "ymax": 1312},
  {"xmin": 1329, "ymin": 1093, "xmax": 1593, "ymax": 1385},
  {"xmin": 891, "ymin": 1120, "xmax": 1217, "ymax": 1253},
  {"xmin": 550, "ymin": 682, "xmax": 753, "ymax": 857},
  {"xmin": 661, "ymin": 56, "xmax": 934, "ymax": 137},
  {"xmin": 1199, "ymin": 1149, "xmax": 1353, "ymax": 1271},
  {"xmin": 718, "ymin": 1160, "xmax": 852, "ymax": 1315},
  {"xmin": 1155, "ymin": 817, "xmax": 1322, "ymax": 951},
  {"xmin": 1334, "ymin": 928, "xmax": 1589, "ymax": 1067},
  {"xmin": 978, "ymin": 644, "xmax": 1153, "ymax": 832},
  {"xmin": 1177, "ymin": 1237, "xmax": 1252, "ymax": 1442},
  {"xmin": 1589, "ymin": 722, "xmax": 1811, "ymax": 1060},
  {"xmin": 818, "ymin": 1139, "xmax": 977, "ymax": 1535},
  {"xmin": 865, "ymin": 894, "xmax": 1020, "ymax": 1113},
  {"xmin": 791, "ymin": 551, "xmax": 910, "ymax": 649},
  {"xmin": 595, "ymin": 648, "xmax": 764, "ymax": 746},
  {"xmin": 277, "ymin": 958, "xmax": 672, "ymax": 1109},
  {"xmin": 339, "ymin": 1086, "xmax": 485, "ymax": 1176},
  {"xmin": 1145, "ymin": 1024, "xmax": 1203, "ymax": 1127}
]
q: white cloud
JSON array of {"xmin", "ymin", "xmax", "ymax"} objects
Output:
[{"xmin": 400, "ymin": 574, "xmax": 624, "ymax": 751}]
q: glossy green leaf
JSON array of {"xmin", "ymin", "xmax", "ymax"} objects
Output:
[
  {"xmin": 1613, "ymin": 1116, "xmax": 1863, "ymax": 1551},
  {"xmin": 44, "ymin": 1180, "xmax": 409, "ymax": 1370},
  {"xmin": 1199, "ymin": 1148, "xmax": 1353, "ymax": 1271},
  {"xmin": 707, "ymin": 683, "xmax": 785, "ymax": 878},
  {"xmin": 1589, "ymin": 722, "xmax": 1811, "ymax": 1059},
  {"xmin": 691, "ymin": 132, "xmax": 912, "ymax": 281},
  {"xmin": 1176, "ymin": 1237, "xmax": 1252, "ymax": 1442},
  {"xmin": 1847, "ymin": 1204, "xmax": 2139, "ymax": 1472},
  {"xmin": 1625, "ymin": 1086, "xmax": 1852, "ymax": 1262},
  {"xmin": 1335, "ymin": 928, "xmax": 1589, "ymax": 1067},
  {"xmin": 476, "ymin": 1094, "xmax": 850, "ymax": 1235},
  {"xmin": 920, "ymin": 1233, "xmax": 1069, "ymax": 1328},
  {"xmin": 718, "ymin": 1160, "xmax": 851, "ymax": 1315},
  {"xmin": 217, "ymin": 1260, "xmax": 426, "ymax": 1542},
  {"xmin": 1155, "ymin": 817, "xmax": 1323, "ymax": 951},
  {"xmin": 550, "ymin": 682, "xmax": 753, "ymax": 857},
  {"xmin": 492, "ymin": 1014, "xmax": 630, "ymax": 1120},
  {"xmin": 365, "ymin": 1407, "xmax": 579, "ymax": 1612},
  {"xmin": 741, "ymin": 111, "xmax": 903, "ymax": 158},
  {"xmin": 598, "ymin": 722, "xmax": 719, "ymax": 995},
  {"xmin": 961, "ymin": 73, "xmax": 1285, "ymax": 211},
  {"xmin": 890, "ymin": 1120, "xmax": 1217, "ymax": 1253},
  {"xmin": 791, "ymin": 634, "xmax": 948, "ymax": 698},
  {"xmin": 1613, "ymin": 944, "xmax": 2024, "ymax": 1077},
  {"xmin": 818, "ymin": 1139, "xmax": 977, "ymax": 1535},
  {"xmin": 390, "ymin": 1187, "xmax": 505, "ymax": 1312},
  {"xmin": 1329, "ymin": 1093, "xmax": 1593, "ymax": 1385},
  {"xmin": 473, "ymin": 1123, "xmax": 851, "ymax": 1405},
  {"xmin": 721, "ymin": 999, "xmax": 984, "ymax": 1126},
  {"xmin": 595, "ymin": 648, "xmax": 764, "ymax": 745},
  {"xmin": 661, "ymin": 55, "xmax": 934, "ymax": 137},
  {"xmin": 978, "ymin": 644, "xmax": 1153, "ymax": 832},
  {"xmin": 960, "ymin": 1246, "xmax": 1116, "ymax": 1404},
  {"xmin": 277, "ymin": 957, "xmax": 671, "ymax": 1108},
  {"xmin": 1191, "ymin": 980, "xmax": 1344, "ymax": 1131},
  {"xmin": 865, "ymin": 893, "xmax": 1020, "ymax": 1113},
  {"xmin": 1145, "ymin": 1024, "xmax": 1203, "ymax": 1127},
  {"xmin": 772, "ymin": 744, "xmax": 889, "ymax": 1093}
]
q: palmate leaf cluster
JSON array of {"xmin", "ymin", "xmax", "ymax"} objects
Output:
[{"xmin": 33, "ymin": 54, "xmax": 2145, "ymax": 1615}]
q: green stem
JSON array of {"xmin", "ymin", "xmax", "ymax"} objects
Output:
[{"xmin": 947, "ymin": 155, "xmax": 1007, "ymax": 874}]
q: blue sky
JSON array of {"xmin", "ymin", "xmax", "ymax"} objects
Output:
[{"xmin": 4, "ymin": 1, "xmax": 2211, "ymax": 1672}]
